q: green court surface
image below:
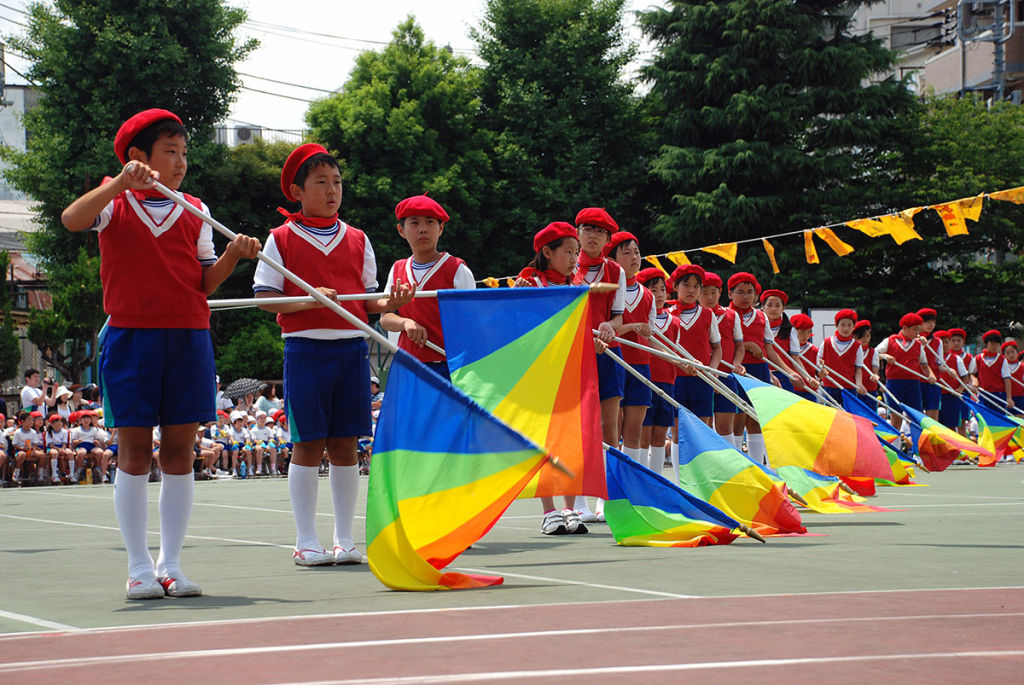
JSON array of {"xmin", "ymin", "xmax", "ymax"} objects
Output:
[{"xmin": 0, "ymin": 463, "xmax": 1022, "ymax": 634}]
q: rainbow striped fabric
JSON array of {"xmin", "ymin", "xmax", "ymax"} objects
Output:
[
  {"xmin": 964, "ymin": 397, "xmax": 1017, "ymax": 465},
  {"xmin": 439, "ymin": 286, "xmax": 606, "ymax": 498},
  {"xmin": 901, "ymin": 404, "xmax": 994, "ymax": 471},
  {"xmin": 366, "ymin": 351, "xmax": 547, "ymax": 591},
  {"xmin": 775, "ymin": 465, "xmax": 894, "ymax": 514}
]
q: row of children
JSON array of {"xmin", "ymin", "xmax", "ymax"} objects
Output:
[
  {"xmin": 1, "ymin": 409, "xmax": 112, "ymax": 486},
  {"xmin": 203, "ymin": 408, "xmax": 293, "ymax": 478}
]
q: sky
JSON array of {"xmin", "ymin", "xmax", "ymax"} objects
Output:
[{"xmin": 0, "ymin": 0, "xmax": 658, "ymax": 137}]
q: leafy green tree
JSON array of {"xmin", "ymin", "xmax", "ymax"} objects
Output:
[
  {"xmin": 211, "ymin": 308, "xmax": 283, "ymax": 383},
  {"xmin": 0, "ymin": 251, "xmax": 21, "ymax": 382}
]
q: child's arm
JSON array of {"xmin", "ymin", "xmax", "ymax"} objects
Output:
[
  {"xmin": 61, "ymin": 162, "xmax": 155, "ymax": 231},
  {"xmin": 366, "ymin": 282, "xmax": 414, "ymax": 314},
  {"xmin": 201, "ymin": 235, "xmax": 261, "ymax": 295},
  {"xmin": 380, "ymin": 312, "xmax": 428, "ymax": 347}
]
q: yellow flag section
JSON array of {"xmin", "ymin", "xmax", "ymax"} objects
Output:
[{"xmin": 366, "ymin": 352, "xmax": 548, "ymax": 591}]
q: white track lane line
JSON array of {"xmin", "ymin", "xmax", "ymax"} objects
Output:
[{"xmin": 0, "ymin": 610, "xmax": 78, "ymax": 632}]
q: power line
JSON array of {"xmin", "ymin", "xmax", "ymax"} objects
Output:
[
  {"xmin": 236, "ymin": 71, "xmax": 338, "ymax": 94},
  {"xmin": 243, "ymin": 19, "xmax": 476, "ymax": 55},
  {"xmin": 0, "ymin": 1, "xmax": 28, "ymax": 18},
  {"xmin": 0, "ymin": 12, "xmax": 28, "ymax": 29},
  {"xmin": 239, "ymin": 85, "xmax": 316, "ymax": 103}
]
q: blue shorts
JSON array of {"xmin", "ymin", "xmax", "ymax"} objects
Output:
[
  {"xmin": 886, "ymin": 378, "xmax": 923, "ymax": 412},
  {"xmin": 425, "ymin": 361, "xmax": 451, "ymax": 381},
  {"xmin": 858, "ymin": 393, "xmax": 878, "ymax": 414},
  {"xmin": 922, "ymin": 383, "xmax": 942, "ymax": 412},
  {"xmin": 980, "ymin": 391, "xmax": 1007, "ymax": 414},
  {"xmin": 824, "ymin": 386, "xmax": 844, "ymax": 404},
  {"xmin": 938, "ymin": 394, "xmax": 962, "ymax": 429},
  {"xmin": 797, "ymin": 390, "xmax": 818, "ymax": 402},
  {"xmin": 643, "ymin": 381, "xmax": 676, "ymax": 426},
  {"xmin": 78, "ymin": 442, "xmax": 95, "ymax": 452},
  {"xmin": 100, "ymin": 327, "xmax": 216, "ymax": 427},
  {"xmin": 674, "ymin": 375, "xmax": 713, "ymax": 418},
  {"xmin": 620, "ymin": 362, "xmax": 652, "ymax": 408},
  {"xmin": 283, "ymin": 337, "xmax": 371, "ymax": 442},
  {"xmin": 109, "ymin": 444, "xmax": 118, "ymax": 456},
  {"xmin": 713, "ymin": 374, "xmax": 742, "ymax": 414},
  {"xmin": 597, "ymin": 349, "xmax": 625, "ymax": 401},
  {"xmin": 776, "ymin": 374, "xmax": 794, "ymax": 393}
]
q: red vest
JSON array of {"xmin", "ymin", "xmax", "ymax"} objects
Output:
[
  {"xmin": 821, "ymin": 336, "xmax": 859, "ymax": 389},
  {"xmin": 98, "ymin": 191, "xmax": 209, "ymax": 329},
  {"xmin": 940, "ymin": 351, "xmax": 963, "ymax": 395},
  {"xmin": 712, "ymin": 305, "xmax": 738, "ymax": 372},
  {"xmin": 861, "ymin": 344, "xmax": 878, "ymax": 391},
  {"xmin": 391, "ymin": 254, "xmax": 466, "ymax": 363},
  {"xmin": 923, "ymin": 336, "xmax": 942, "ymax": 373},
  {"xmin": 271, "ymin": 222, "xmax": 368, "ymax": 334},
  {"xmin": 573, "ymin": 258, "xmax": 623, "ymax": 347},
  {"xmin": 620, "ymin": 283, "xmax": 654, "ymax": 365},
  {"xmin": 884, "ymin": 334, "xmax": 924, "ymax": 380},
  {"xmin": 649, "ymin": 311, "xmax": 681, "ymax": 383},
  {"xmin": 1009, "ymin": 360, "xmax": 1024, "ymax": 396},
  {"xmin": 975, "ymin": 353, "xmax": 1007, "ymax": 393},
  {"xmin": 732, "ymin": 306, "xmax": 770, "ymax": 365},
  {"xmin": 797, "ymin": 343, "xmax": 819, "ymax": 377},
  {"xmin": 675, "ymin": 304, "xmax": 715, "ymax": 366}
]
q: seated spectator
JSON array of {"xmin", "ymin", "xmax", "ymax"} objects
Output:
[
  {"xmin": 10, "ymin": 411, "xmax": 43, "ymax": 485},
  {"xmin": 45, "ymin": 414, "xmax": 76, "ymax": 484},
  {"xmin": 20, "ymin": 369, "xmax": 56, "ymax": 413},
  {"xmin": 72, "ymin": 410, "xmax": 108, "ymax": 483}
]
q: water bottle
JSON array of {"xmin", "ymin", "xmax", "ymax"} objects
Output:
[
  {"xmin": 239, "ymin": 460, "xmax": 247, "ymax": 479},
  {"xmin": 85, "ymin": 467, "xmax": 93, "ymax": 485}
]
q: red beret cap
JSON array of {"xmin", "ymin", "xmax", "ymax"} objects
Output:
[
  {"xmin": 68, "ymin": 411, "xmax": 80, "ymax": 423},
  {"xmin": 727, "ymin": 272, "xmax": 761, "ymax": 294},
  {"xmin": 47, "ymin": 413, "xmax": 63, "ymax": 423},
  {"xmin": 395, "ymin": 194, "xmax": 449, "ymax": 222},
  {"xmin": 29, "ymin": 411, "xmax": 42, "ymax": 418},
  {"xmin": 1002, "ymin": 340, "xmax": 1019, "ymax": 351},
  {"xmin": 114, "ymin": 108, "xmax": 182, "ymax": 164},
  {"xmin": 602, "ymin": 231, "xmax": 639, "ymax": 257},
  {"xmin": 790, "ymin": 313, "xmax": 814, "ymax": 329},
  {"xmin": 834, "ymin": 308, "xmax": 858, "ymax": 324},
  {"xmin": 982, "ymin": 329, "xmax": 1002, "ymax": 342},
  {"xmin": 575, "ymin": 207, "xmax": 619, "ymax": 234},
  {"xmin": 670, "ymin": 264, "xmax": 705, "ymax": 288},
  {"xmin": 948, "ymin": 328, "xmax": 967, "ymax": 339},
  {"xmin": 759, "ymin": 289, "xmax": 788, "ymax": 305},
  {"xmin": 216, "ymin": 410, "xmax": 229, "ymax": 418},
  {"xmin": 933, "ymin": 329, "xmax": 951, "ymax": 339},
  {"xmin": 636, "ymin": 267, "xmax": 669, "ymax": 286},
  {"xmin": 281, "ymin": 143, "xmax": 329, "ymax": 202},
  {"xmin": 899, "ymin": 313, "xmax": 924, "ymax": 328},
  {"xmin": 853, "ymin": 319, "xmax": 871, "ymax": 332},
  {"xmin": 533, "ymin": 221, "xmax": 578, "ymax": 253},
  {"xmin": 916, "ymin": 307, "xmax": 937, "ymax": 319},
  {"xmin": 702, "ymin": 271, "xmax": 723, "ymax": 288}
]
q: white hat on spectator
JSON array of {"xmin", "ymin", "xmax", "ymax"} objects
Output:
[
  {"xmin": 370, "ymin": 376, "xmax": 380, "ymax": 384},
  {"xmin": 255, "ymin": 410, "xmax": 267, "ymax": 419},
  {"xmin": 230, "ymin": 410, "xmax": 245, "ymax": 423},
  {"xmin": 54, "ymin": 386, "xmax": 73, "ymax": 400}
]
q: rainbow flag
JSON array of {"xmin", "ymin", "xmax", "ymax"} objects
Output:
[
  {"xmin": 366, "ymin": 351, "xmax": 548, "ymax": 591},
  {"xmin": 604, "ymin": 447, "xmax": 741, "ymax": 547},
  {"xmin": 736, "ymin": 376, "xmax": 894, "ymax": 480},
  {"xmin": 877, "ymin": 442, "xmax": 922, "ymax": 486},
  {"xmin": 675, "ymin": 407, "xmax": 806, "ymax": 536},
  {"xmin": 964, "ymin": 397, "xmax": 1017, "ymax": 465},
  {"xmin": 840, "ymin": 389, "xmax": 901, "ymax": 446},
  {"xmin": 439, "ymin": 286, "xmax": 605, "ymax": 498},
  {"xmin": 901, "ymin": 404, "xmax": 994, "ymax": 471},
  {"xmin": 775, "ymin": 465, "xmax": 894, "ymax": 514}
]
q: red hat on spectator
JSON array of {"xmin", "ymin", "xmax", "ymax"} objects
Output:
[
  {"xmin": 216, "ymin": 410, "xmax": 229, "ymax": 418},
  {"xmin": 917, "ymin": 307, "xmax": 937, "ymax": 320},
  {"xmin": 759, "ymin": 289, "xmax": 787, "ymax": 305},
  {"xmin": 0, "ymin": 413, "xmax": 4, "ymax": 423},
  {"xmin": 702, "ymin": 271, "xmax": 723, "ymax": 288},
  {"xmin": 47, "ymin": 413, "xmax": 63, "ymax": 423},
  {"xmin": 790, "ymin": 313, "xmax": 814, "ymax": 329},
  {"xmin": 272, "ymin": 409, "xmax": 286, "ymax": 423},
  {"xmin": 948, "ymin": 327, "xmax": 967, "ymax": 339},
  {"xmin": 533, "ymin": 222, "xmax": 578, "ymax": 253},
  {"xmin": 670, "ymin": 264, "xmax": 705, "ymax": 288},
  {"xmin": 727, "ymin": 272, "xmax": 761, "ymax": 294},
  {"xmin": 68, "ymin": 410, "xmax": 80, "ymax": 423},
  {"xmin": 281, "ymin": 143, "xmax": 329, "ymax": 202},
  {"xmin": 602, "ymin": 230, "xmax": 639, "ymax": 258},
  {"xmin": 636, "ymin": 267, "xmax": 669, "ymax": 286},
  {"xmin": 1002, "ymin": 340, "xmax": 1019, "ymax": 351},
  {"xmin": 575, "ymin": 207, "xmax": 619, "ymax": 234},
  {"xmin": 835, "ymin": 308, "xmax": 858, "ymax": 324},
  {"xmin": 982, "ymin": 329, "xmax": 1002, "ymax": 342},
  {"xmin": 853, "ymin": 319, "xmax": 871, "ymax": 333},
  {"xmin": 114, "ymin": 108, "xmax": 182, "ymax": 164},
  {"xmin": 933, "ymin": 329, "xmax": 951, "ymax": 339},
  {"xmin": 29, "ymin": 411, "xmax": 42, "ymax": 418},
  {"xmin": 900, "ymin": 313, "xmax": 924, "ymax": 328},
  {"xmin": 395, "ymin": 194, "xmax": 449, "ymax": 222}
]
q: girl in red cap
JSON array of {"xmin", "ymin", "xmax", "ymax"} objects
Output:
[
  {"xmin": 789, "ymin": 314, "xmax": 819, "ymax": 402},
  {"xmin": 820, "ymin": 309, "xmax": 868, "ymax": 404},
  {"xmin": 969, "ymin": 330, "xmax": 1014, "ymax": 413},
  {"xmin": 44, "ymin": 414, "xmax": 75, "ymax": 484},
  {"xmin": 1003, "ymin": 341, "xmax": 1024, "ymax": 415},
  {"xmin": 936, "ymin": 331, "xmax": 971, "ymax": 430},
  {"xmin": 760, "ymin": 289, "xmax": 798, "ymax": 394},
  {"xmin": 698, "ymin": 272, "xmax": 747, "ymax": 447},
  {"xmin": 948, "ymin": 328, "xmax": 973, "ymax": 431},
  {"xmin": 875, "ymin": 314, "xmax": 935, "ymax": 423},
  {"xmin": 916, "ymin": 309, "xmax": 943, "ymax": 420},
  {"xmin": 852, "ymin": 320, "xmax": 881, "ymax": 413}
]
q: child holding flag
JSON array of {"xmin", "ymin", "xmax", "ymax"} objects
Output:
[
  {"xmin": 820, "ymin": 309, "xmax": 867, "ymax": 403},
  {"xmin": 853, "ymin": 319, "xmax": 881, "ymax": 412},
  {"xmin": 698, "ymin": 271, "xmax": 745, "ymax": 448},
  {"xmin": 969, "ymin": 330, "xmax": 1014, "ymax": 413},
  {"xmin": 875, "ymin": 313, "xmax": 934, "ymax": 419},
  {"xmin": 917, "ymin": 308, "xmax": 943, "ymax": 420},
  {"xmin": 937, "ymin": 330, "xmax": 971, "ymax": 430},
  {"xmin": 789, "ymin": 314, "xmax": 818, "ymax": 402},
  {"xmin": 1003, "ymin": 341, "xmax": 1024, "ymax": 409}
]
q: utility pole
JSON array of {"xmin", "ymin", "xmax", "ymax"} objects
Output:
[{"xmin": 957, "ymin": 0, "xmax": 1016, "ymax": 102}]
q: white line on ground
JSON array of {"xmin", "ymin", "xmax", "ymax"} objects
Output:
[
  {"xmin": 452, "ymin": 566, "xmax": 699, "ymax": 599},
  {"xmin": 0, "ymin": 609, "xmax": 79, "ymax": 633},
  {"xmin": 1, "ymin": 613, "xmax": 1021, "ymax": 674},
  {"xmin": 895, "ymin": 502, "xmax": 1024, "ymax": 508}
]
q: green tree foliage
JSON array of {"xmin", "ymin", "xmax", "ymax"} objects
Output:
[
  {"xmin": 306, "ymin": 19, "xmax": 502, "ymax": 275},
  {"xmin": 472, "ymin": 0, "xmax": 648, "ymax": 264},
  {"xmin": 211, "ymin": 308, "xmax": 284, "ymax": 383},
  {"xmin": 640, "ymin": 0, "xmax": 918, "ymax": 248},
  {"xmin": 0, "ymin": 251, "xmax": 21, "ymax": 382}
]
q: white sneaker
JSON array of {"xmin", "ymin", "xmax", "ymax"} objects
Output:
[
  {"xmin": 158, "ymin": 574, "xmax": 203, "ymax": 597},
  {"xmin": 126, "ymin": 574, "xmax": 164, "ymax": 600},
  {"xmin": 333, "ymin": 545, "xmax": 364, "ymax": 565},
  {"xmin": 293, "ymin": 547, "xmax": 335, "ymax": 566},
  {"xmin": 577, "ymin": 508, "xmax": 599, "ymax": 524},
  {"xmin": 542, "ymin": 510, "xmax": 568, "ymax": 535},
  {"xmin": 563, "ymin": 508, "xmax": 588, "ymax": 535}
]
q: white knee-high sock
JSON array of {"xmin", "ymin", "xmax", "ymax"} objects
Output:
[
  {"xmin": 671, "ymin": 440, "xmax": 680, "ymax": 483},
  {"xmin": 113, "ymin": 469, "xmax": 154, "ymax": 579},
  {"xmin": 289, "ymin": 463, "xmax": 321, "ymax": 550},
  {"xmin": 748, "ymin": 433, "xmax": 767, "ymax": 465},
  {"xmin": 623, "ymin": 445, "xmax": 641, "ymax": 465},
  {"xmin": 155, "ymin": 472, "xmax": 194, "ymax": 578},
  {"xmin": 331, "ymin": 464, "xmax": 359, "ymax": 550}
]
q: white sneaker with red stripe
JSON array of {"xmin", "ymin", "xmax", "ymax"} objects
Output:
[
  {"xmin": 333, "ymin": 545, "xmax": 364, "ymax": 565},
  {"xmin": 293, "ymin": 547, "xmax": 335, "ymax": 566},
  {"xmin": 125, "ymin": 574, "xmax": 164, "ymax": 600},
  {"xmin": 158, "ymin": 574, "xmax": 203, "ymax": 597}
]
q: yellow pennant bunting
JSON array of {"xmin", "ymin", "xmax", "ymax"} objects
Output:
[
  {"xmin": 482, "ymin": 277, "xmax": 500, "ymax": 288},
  {"xmin": 988, "ymin": 186, "xmax": 1024, "ymax": 204},
  {"xmin": 958, "ymin": 193, "xmax": 984, "ymax": 221},
  {"xmin": 803, "ymin": 231, "xmax": 820, "ymax": 264},
  {"xmin": 813, "ymin": 228, "xmax": 855, "ymax": 256},
  {"xmin": 506, "ymin": 277, "xmax": 515, "ymax": 288},
  {"xmin": 701, "ymin": 243, "xmax": 738, "ymax": 263},
  {"xmin": 762, "ymin": 238, "xmax": 780, "ymax": 274},
  {"xmin": 646, "ymin": 255, "xmax": 669, "ymax": 275},
  {"xmin": 845, "ymin": 218, "xmax": 887, "ymax": 238},
  {"xmin": 666, "ymin": 250, "xmax": 691, "ymax": 266},
  {"xmin": 932, "ymin": 203, "xmax": 970, "ymax": 236},
  {"xmin": 880, "ymin": 214, "xmax": 923, "ymax": 245}
]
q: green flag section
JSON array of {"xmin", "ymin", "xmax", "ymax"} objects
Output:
[
  {"xmin": 735, "ymin": 376, "xmax": 893, "ymax": 480},
  {"xmin": 776, "ymin": 466, "xmax": 898, "ymax": 514},
  {"xmin": 366, "ymin": 351, "xmax": 547, "ymax": 591}
]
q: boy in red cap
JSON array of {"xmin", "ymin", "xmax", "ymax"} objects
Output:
[
  {"xmin": 936, "ymin": 331, "xmax": 971, "ymax": 430},
  {"xmin": 61, "ymin": 109, "xmax": 261, "ymax": 599},
  {"xmin": 948, "ymin": 327, "xmax": 973, "ymax": 428},
  {"xmin": 875, "ymin": 313, "xmax": 935, "ymax": 417},
  {"xmin": 789, "ymin": 314, "xmax": 818, "ymax": 401},
  {"xmin": 698, "ymin": 271, "xmax": 746, "ymax": 447},
  {"xmin": 916, "ymin": 308, "xmax": 943, "ymax": 420},
  {"xmin": 380, "ymin": 195, "xmax": 475, "ymax": 379},
  {"xmin": 969, "ymin": 330, "xmax": 1014, "ymax": 412},
  {"xmin": 820, "ymin": 309, "xmax": 867, "ymax": 403},
  {"xmin": 852, "ymin": 319, "xmax": 881, "ymax": 412},
  {"xmin": 255, "ymin": 143, "xmax": 412, "ymax": 567},
  {"xmin": 668, "ymin": 264, "xmax": 722, "ymax": 420}
]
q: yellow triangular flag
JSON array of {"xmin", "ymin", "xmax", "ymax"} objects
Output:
[
  {"xmin": 958, "ymin": 194, "xmax": 984, "ymax": 221},
  {"xmin": 646, "ymin": 255, "xmax": 669, "ymax": 274},
  {"xmin": 506, "ymin": 277, "xmax": 515, "ymax": 288},
  {"xmin": 665, "ymin": 251, "xmax": 691, "ymax": 266},
  {"xmin": 701, "ymin": 243, "xmax": 738, "ymax": 263},
  {"xmin": 803, "ymin": 231, "xmax": 820, "ymax": 264},
  {"xmin": 813, "ymin": 227, "xmax": 855, "ymax": 256},
  {"xmin": 845, "ymin": 218, "xmax": 888, "ymax": 238},
  {"xmin": 482, "ymin": 277, "xmax": 500, "ymax": 288},
  {"xmin": 932, "ymin": 203, "xmax": 969, "ymax": 236},
  {"xmin": 879, "ymin": 213, "xmax": 923, "ymax": 245},
  {"xmin": 988, "ymin": 186, "xmax": 1024, "ymax": 204},
  {"xmin": 761, "ymin": 238, "xmax": 780, "ymax": 274}
]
